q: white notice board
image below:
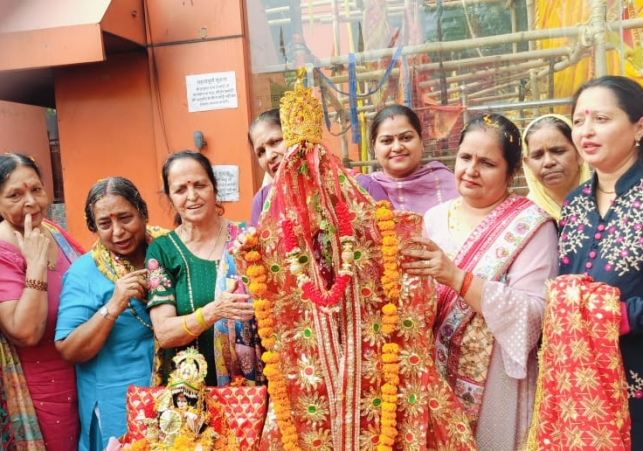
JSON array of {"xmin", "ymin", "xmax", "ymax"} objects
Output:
[
  {"xmin": 187, "ymin": 71, "xmax": 238, "ymax": 112},
  {"xmin": 213, "ymin": 165, "xmax": 239, "ymax": 202}
]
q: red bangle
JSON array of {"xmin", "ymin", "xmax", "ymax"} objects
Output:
[{"xmin": 459, "ymin": 271, "xmax": 474, "ymax": 297}]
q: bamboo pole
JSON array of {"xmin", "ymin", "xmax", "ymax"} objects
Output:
[{"xmin": 259, "ymin": 17, "xmax": 643, "ymax": 73}]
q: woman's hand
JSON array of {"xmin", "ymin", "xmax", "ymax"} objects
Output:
[
  {"xmin": 15, "ymin": 213, "xmax": 49, "ymax": 268},
  {"xmin": 400, "ymin": 237, "xmax": 464, "ymax": 290},
  {"xmin": 204, "ymin": 279, "xmax": 254, "ymax": 324},
  {"xmin": 109, "ymin": 269, "xmax": 149, "ymax": 316}
]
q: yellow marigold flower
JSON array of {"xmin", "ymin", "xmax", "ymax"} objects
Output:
[
  {"xmin": 381, "ymin": 384, "xmax": 397, "ymax": 395},
  {"xmin": 381, "ymin": 353, "xmax": 399, "ymax": 363},
  {"xmin": 382, "ymin": 236, "xmax": 398, "ymax": 246},
  {"xmin": 379, "ymin": 434, "xmax": 395, "ymax": 446},
  {"xmin": 382, "ymin": 343, "xmax": 400, "ymax": 354},
  {"xmin": 262, "ymin": 351, "xmax": 280, "ymax": 364},
  {"xmin": 381, "ymin": 247, "xmax": 398, "ymax": 257},
  {"xmin": 382, "ymin": 315, "xmax": 398, "ymax": 325},
  {"xmin": 261, "ymin": 337, "xmax": 276, "ymax": 349},
  {"xmin": 376, "ymin": 208, "xmax": 394, "ymax": 221},
  {"xmin": 378, "ymin": 220, "xmax": 395, "ymax": 231},
  {"xmin": 247, "ymin": 264, "xmax": 266, "ymax": 277},
  {"xmin": 262, "ymin": 365, "xmax": 279, "ymax": 377},
  {"xmin": 382, "ymin": 403, "xmax": 397, "ymax": 414},
  {"xmin": 381, "ymin": 325, "xmax": 395, "ymax": 334},
  {"xmin": 382, "ymin": 304, "xmax": 397, "ymax": 315},
  {"xmin": 386, "ymin": 288, "xmax": 400, "ymax": 299},
  {"xmin": 386, "ymin": 374, "xmax": 400, "ymax": 385}
]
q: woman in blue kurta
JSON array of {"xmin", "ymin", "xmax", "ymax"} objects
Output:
[
  {"xmin": 559, "ymin": 75, "xmax": 643, "ymax": 448},
  {"xmin": 55, "ymin": 177, "xmax": 164, "ymax": 451}
]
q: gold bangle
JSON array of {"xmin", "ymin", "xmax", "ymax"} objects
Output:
[
  {"xmin": 195, "ymin": 308, "xmax": 209, "ymax": 329},
  {"xmin": 183, "ymin": 316, "xmax": 199, "ymax": 337},
  {"xmin": 25, "ymin": 278, "xmax": 48, "ymax": 292}
]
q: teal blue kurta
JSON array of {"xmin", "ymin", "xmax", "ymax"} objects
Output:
[{"xmin": 55, "ymin": 253, "xmax": 154, "ymax": 451}]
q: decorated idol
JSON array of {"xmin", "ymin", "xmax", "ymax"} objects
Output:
[{"xmin": 232, "ymin": 69, "xmax": 477, "ymax": 450}]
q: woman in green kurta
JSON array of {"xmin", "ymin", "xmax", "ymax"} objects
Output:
[{"xmin": 146, "ymin": 150, "xmax": 264, "ymax": 387}]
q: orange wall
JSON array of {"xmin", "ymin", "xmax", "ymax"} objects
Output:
[
  {"xmin": 0, "ymin": 100, "xmax": 53, "ymax": 194},
  {"xmin": 55, "ymin": 0, "xmax": 259, "ymax": 248}
]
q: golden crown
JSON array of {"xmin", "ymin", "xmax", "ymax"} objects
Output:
[
  {"xmin": 167, "ymin": 347, "xmax": 208, "ymax": 395},
  {"xmin": 280, "ymin": 67, "xmax": 324, "ymax": 147}
]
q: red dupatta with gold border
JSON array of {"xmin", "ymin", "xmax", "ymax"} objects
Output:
[
  {"xmin": 525, "ymin": 274, "xmax": 631, "ymax": 450},
  {"xmin": 233, "ymin": 71, "xmax": 477, "ymax": 451},
  {"xmin": 434, "ymin": 195, "xmax": 551, "ymax": 432}
]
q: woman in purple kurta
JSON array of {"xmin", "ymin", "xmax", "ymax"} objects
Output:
[{"xmin": 368, "ymin": 105, "xmax": 458, "ymax": 215}]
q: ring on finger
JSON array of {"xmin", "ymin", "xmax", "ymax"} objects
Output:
[{"xmin": 424, "ymin": 260, "xmax": 431, "ymax": 268}]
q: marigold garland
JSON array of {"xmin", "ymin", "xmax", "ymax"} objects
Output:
[
  {"xmin": 238, "ymin": 229, "xmax": 302, "ymax": 451},
  {"xmin": 375, "ymin": 201, "xmax": 401, "ymax": 451}
]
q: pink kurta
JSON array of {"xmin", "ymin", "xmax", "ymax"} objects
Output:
[
  {"xmin": 0, "ymin": 241, "xmax": 79, "ymax": 450},
  {"xmin": 425, "ymin": 199, "xmax": 558, "ymax": 450}
]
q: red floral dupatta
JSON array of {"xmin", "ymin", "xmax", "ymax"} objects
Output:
[
  {"xmin": 525, "ymin": 275, "xmax": 631, "ymax": 450},
  {"xmin": 434, "ymin": 195, "xmax": 550, "ymax": 431},
  {"xmin": 233, "ymin": 70, "xmax": 476, "ymax": 451}
]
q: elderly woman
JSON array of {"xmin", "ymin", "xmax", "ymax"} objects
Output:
[
  {"xmin": 146, "ymin": 150, "xmax": 264, "ymax": 386},
  {"xmin": 559, "ymin": 75, "xmax": 643, "ymax": 449},
  {"xmin": 522, "ymin": 114, "xmax": 592, "ymax": 220},
  {"xmin": 402, "ymin": 114, "xmax": 558, "ymax": 449},
  {"xmin": 368, "ymin": 104, "xmax": 459, "ymax": 215},
  {"xmin": 0, "ymin": 153, "xmax": 83, "ymax": 449},
  {"xmin": 248, "ymin": 108, "xmax": 388, "ymax": 225},
  {"xmin": 55, "ymin": 177, "xmax": 165, "ymax": 450}
]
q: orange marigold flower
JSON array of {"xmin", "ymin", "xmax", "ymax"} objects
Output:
[
  {"xmin": 378, "ymin": 221, "xmax": 395, "ymax": 231},
  {"xmin": 261, "ymin": 337, "xmax": 276, "ymax": 349},
  {"xmin": 244, "ymin": 234, "xmax": 258, "ymax": 248},
  {"xmin": 381, "ymin": 325, "xmax": 395, "ymax": 334},
  {"xmin": 258, "ymin": 318, "xmax": 275, "ymax": 329},
  {"xmin": 245, "ymin": 250, "xmax": 261, "ymax": 262},
  {"xmin": 248, "ymin": 282, "xmax": 267, "ymax": 296}
]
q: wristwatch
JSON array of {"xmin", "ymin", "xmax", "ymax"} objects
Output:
[{"xmin": 99, "ymin": 305, "xmax": 113, "ymax": 321}]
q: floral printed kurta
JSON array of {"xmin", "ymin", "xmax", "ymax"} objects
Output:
[{"xmin": 559, "ymin": 158, "xmax": 643, "ymax": 449}]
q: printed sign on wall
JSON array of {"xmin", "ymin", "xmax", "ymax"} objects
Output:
[{"xmin": 187, "ymin": 72, "xmax": 238, "ymax": 112}]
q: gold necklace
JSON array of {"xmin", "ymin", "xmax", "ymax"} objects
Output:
[
  {"xmin": 205, "ymin": 219, "xmax": 225, "ymax": 261},
  {"xmin": 179, "ymin": 219, "xmax": 225, "ymax": 261},
  {"xmin": 596, "ymin": 185, "xmax": 616, "ymax": 195}
]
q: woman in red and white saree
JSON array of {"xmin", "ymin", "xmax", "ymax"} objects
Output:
[
  {"xmin": 233, "ymin": 71, "xmax": 477, "ymax": 451},
  {"xmin": 402, "ymin": 114, "xmax": 558, "ymax": 450}
]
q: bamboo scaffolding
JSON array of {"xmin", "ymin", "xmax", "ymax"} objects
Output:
[{"xmin": 259, "ymin": 17, "xmax": 643, "ymax": 73}]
